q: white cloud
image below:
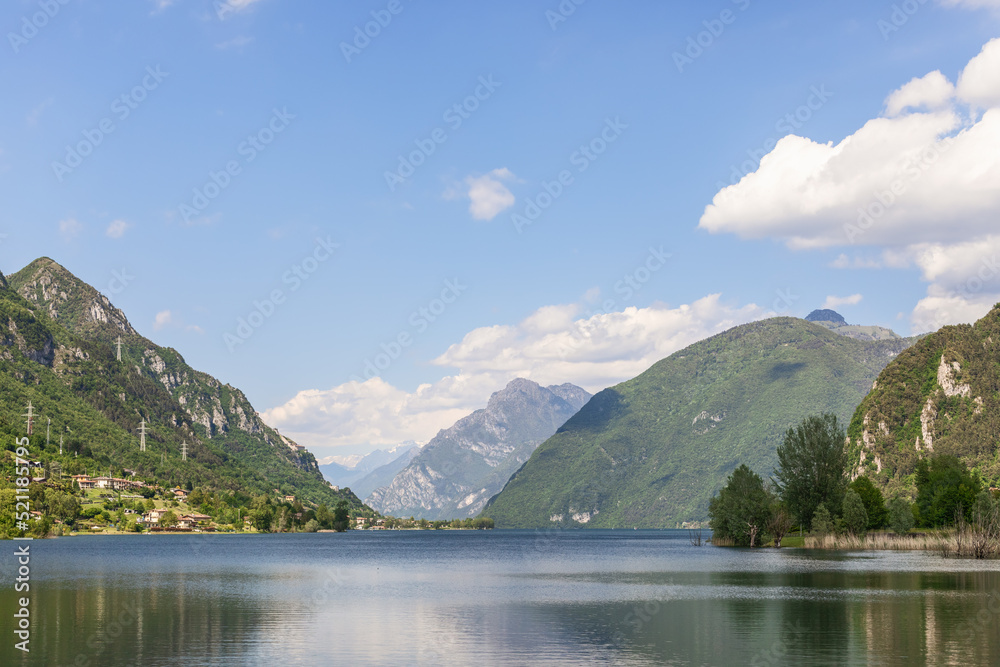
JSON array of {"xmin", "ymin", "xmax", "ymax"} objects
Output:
[
  {"xmin": 105, "ymin": 219, "xmax": 131, "ymax": 239},
  {"xmin": 26, "ymin": 98, "xmax": 53, "ymax": 127},
  {"xmin": 957, "ymin": 37, "xmax": 1000, "ymax": 109},
  {"xmin": 262, "ymin": 295, "xmax": 770, "ymax": 454},
  {"xmin": 153, "ymin": 310, "xmax": 174, "ymax": 331},
  {"xmin": 58, "ymin": 218, "xmax": 82, "ymax": 241},
  {"xmin": 700, "ymin": 39, "xmax": 1000, "ymax": 250},
  {"xmin": 822, "ymin": 294, "xmax": 863, "ymax": 309},
  {"xmin": 885, "ymin": 71, "xmax": 955, "ymax": 117},
  {"xmin": 216, "ymin": 35, "xmax": 253, "ymax": 50},
  {"xmin": 453, "ymin": 168, "xmax": 517, "ymax": 221},
  {"xmin": 699, "ymin": 38, "xmax": 1000, "ymax": 333},
  {"xmin": 938, "ymin": 0, "xmax": 1000, "ymax": 9}
]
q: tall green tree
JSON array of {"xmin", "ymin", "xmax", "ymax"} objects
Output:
[
  {"xmin": 842, "ymin": 489, "xmax": 868, "ymax": 537},
  {"xmin": 773, "ymin": 413, "xmax": 847, "ymax": 531},
  {"xmin": 887, "ymin": 497, "xmax": 915, "ymax": 535},
  {"xmin": 708, "ymin": 464, "xmax": 773, "ymax": 547},
  {"xmin": 849, "ymin": 475, "xmax": 888, "ymax": 530},
  {"xmin": 915, "ymin": 455, "xmax": 980, "ymax": 527},
  {"xmin": 332, "ymin": 500, "xmax": 350, "ymax": 532}
]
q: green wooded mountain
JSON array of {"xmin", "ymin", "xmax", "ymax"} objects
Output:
[
  {"xmin": 0, "ymin": 257, "xmax": 365, "ymax": 509},
  {"xmin": 483, "ymin": 317, "xmax": 919, "ymax": 528},
  {"xmin": 846, "ymin": 304, "xmax": 1000, "ymax": 500}
]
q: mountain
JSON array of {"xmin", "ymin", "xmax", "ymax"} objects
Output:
[
  {"xmin": 846, "ymin": 304, "xmax": 1000, "ymax": 499},
  {"xmin": 345, "ymin": 444, "xmax": 423, "ymax": 500},
  {"xmin": 1, "ymin": 257, "xmax": 365, "ymax": 509},
  {"xmin": 366, "ymin": 379, "xmax": 591, "ymax": 520},
  {"xmin": 805, "ymin": 309, "xmax": 848, "ymax": 326},
  {"xmin": 805, "ymin": 308, "xmax": 900, "ymax": 342},
  {"xmin": 483, "ymin": 317, "xmax": 919, "ymax": 528},
  {"xmin": 319, "ymin": 442, "xmax": 421, "ymax": 493}
]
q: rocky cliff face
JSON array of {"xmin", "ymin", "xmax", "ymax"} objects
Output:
[
  {"xmin": 366, "ymin": 378, "xmax": 590, "ymax": 519},
  {"xmin": 846, "ymin": 304, "xmax": 1000, "ymax": 499},
  {"xmin": 7, "ymin": 257, "xmax": 317, "ymax": 473}
]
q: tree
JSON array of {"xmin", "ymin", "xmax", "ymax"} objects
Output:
[
  {"xmin": 251, "ymin": 507, "xmax": 274, "ymax": 532},
  {"xmin": 811, "ymin": 503, "xmax": 834, "ymax": 535},
  {"xmin": 773, "ymin": 414, "xmax": 847, "ymax": 531},
  {"xmin": 842, "ymin": 489, "xmax": 868, "ymax": 537},
  {"xmin": 849, "ymin": 475, "xmax": 888, "ymax": 530},
  {"xmin": 767, "ymin": 505, "xmax": 793, "ymax": 548},
  {"xmin": 159, "ymin": 510, "xmax": 178, "ymax": 527},
  {"xmin": 708, "ymin": 464, "xmax": 773, "ymax": 547},
  {"xmin": 316, "ymin": 503, "xmax": 332, "ymax": 529},
  {"xmin": 915, "ymin": 455, "xmax": 980, "ymax": 527},
  {"xmin": 331, "ymin": 501, "xmax": 350, "ymax": 532},
  {"xmin": 887, "ymin": 497, "xmax": 915, "ymax": 535}
]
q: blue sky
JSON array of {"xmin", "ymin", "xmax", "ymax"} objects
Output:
[{"xmin": 2, "ymin": 0, "xmax": 999, "ymax": 458}]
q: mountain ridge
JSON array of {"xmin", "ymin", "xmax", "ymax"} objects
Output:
[
  {"xmin": 366, "ymin": 378, "xmax": 590, "ymax": 519},
  {"xmin": 483, "ymin": 317, "xmax": 919, "ymax": 528},
  {"xmin": 1, "ymin": 257, "xmax": 364, "ymax": 508}
]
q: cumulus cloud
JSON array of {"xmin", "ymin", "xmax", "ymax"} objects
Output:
[
  {"xmin": 700, "ymin": 39, "xmax": 1000, "ymax": 250},
  {"xmin": 957, "ymin": 37, "xmax": 1000, "ymax": 109},
  {"xmin": 153, "ymin": 310, "xmax": 174, "ymax": 331},
  {"xmin": 105, "ymin": 219, "xmax": 131, "ymax": 239},
  {"xmin": 262, "ymin": 295, "xmax": 770, "ymax": 454},
  {"xmin": 58, "ymin": 218, "xmax": 82, "ymax": 241},
  {"xmin": 700, "ymin": 38, "xmax": 1000, "ymax": 332},
  {"xmin": 822, "ymin": 294, "xmax": 863, "ymax": 309},
  {"xmin": 451, "ymin": 168, "xmax": 517, "ymax": 221},
  {"xmin": 884, "ymin": 71, "xmax": 955, "ymax": 117}
]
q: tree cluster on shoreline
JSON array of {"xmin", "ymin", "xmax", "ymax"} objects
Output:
[{"xmin": 709, "ymin": 413, "xmax": 1000, "ymax": 557}]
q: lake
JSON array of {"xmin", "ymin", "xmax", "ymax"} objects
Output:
[{"xmin": 3, "ymin": 530, "xmax": 1000, "ymax": 666}]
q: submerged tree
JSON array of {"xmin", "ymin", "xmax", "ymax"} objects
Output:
[
  {"xmin": 709, "ymin": 464, "xmax": 773, "ymax": 547},
  {"xmin": 773, "ymin": 413, "xmax": 847, "ymax": 531}
]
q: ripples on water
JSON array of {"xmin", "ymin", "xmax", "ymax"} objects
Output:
[{"xmin": 2, "ymin": 530, "xmax": 999, "ymax": 666}]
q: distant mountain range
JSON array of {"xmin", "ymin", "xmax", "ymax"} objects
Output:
[
  {"xmin": 0, "ymin": 258, "xmax": 364, "ymax": 508},
  {"xmin": 319, "ymin": 442, "xmax": 421, "ymax": 499},
  {"xmin": 847, "ymin": 303, "xmax": 1000, "ymax": 499},
  {"xmin": 805, "ymin": 309, "xmax": 901, "ymax": 342},
  {"xmin": 483, "ymin": 316, "xmax": 919, "ymax": 528},
  {"xmin": 366, "ymin": 379, "xmax": 590, "ymax": 520}
]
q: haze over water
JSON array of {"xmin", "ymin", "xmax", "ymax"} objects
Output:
[{"xmin": 4, "ymin": 531, "xmax": 1000, "ymax": 666}]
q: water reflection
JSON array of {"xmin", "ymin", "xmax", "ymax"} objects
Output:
[{"xmin": 1, "ymin": 533, "xmax": 998, "ymax": 666}]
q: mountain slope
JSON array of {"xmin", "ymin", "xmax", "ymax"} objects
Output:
[
  {"xmin": 1, "ymin": 257, "xmax": 364, "ymax": 509},
  {"xmin": 319, "ymin": 442, "xmax": 421, "ymax": 496},
  {"xmin": 846, "ymin": 304, "xmax": 1000, "ymax": 499},
  {"xmin": 483, "ymin": 318, "xmax": 918, "ymax": 528},
  {"xmin": 805, "ymin": 308, "xmax": 900, "ymax": 341},
  {"xmin": 366, "ymin": 379, "xmax": 590, "ymax": 520}
]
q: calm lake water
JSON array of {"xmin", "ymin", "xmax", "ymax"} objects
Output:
[{"xmin": 3, "ymin": 530, "xmax": 1000, "ymax": 666}]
